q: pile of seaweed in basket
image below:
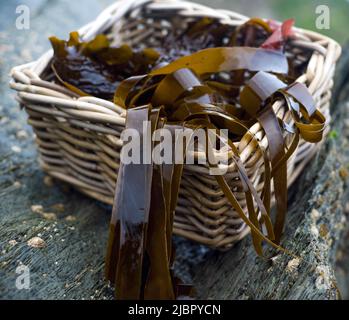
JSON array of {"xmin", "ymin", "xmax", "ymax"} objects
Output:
[{"xmin": 49, "ymin": 18, "xmax": 327, "ymax": 300}]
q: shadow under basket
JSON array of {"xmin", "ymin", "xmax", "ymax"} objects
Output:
[{"xmin": 10, "ymin": 0, "xmax": 341, "ymax": 250}]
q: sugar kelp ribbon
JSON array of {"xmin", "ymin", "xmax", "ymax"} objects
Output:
[
  {"xmin": 107, "ymin": 46, "xmax": 326, "ymax": 299},
  {"xmin": 150, "ymin": 46, "xmax": 288, "ymax": 76},
  {"xmin": 105, "ymin": 104, "xmax": 192, "ymax": 299},
  {"xmin": 105, "ymin": 106, "xmax": 154, "ymax": 299},
  {"xmin": 240, "ymin": 71, "xmax": 327, "ymax": 241}
]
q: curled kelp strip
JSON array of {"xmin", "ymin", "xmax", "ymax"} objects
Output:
[{"xmin": 107, "ymin": 36, "xmax": 327, "ymax": 298}]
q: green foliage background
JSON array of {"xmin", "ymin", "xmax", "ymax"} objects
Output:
[
  {"xmin": 270, "ymin": 0, "xmax": 348, "ymax": 44},
  {"xmin": 197, "ymin": 0, "xmax": 348, "ymax": 44}
]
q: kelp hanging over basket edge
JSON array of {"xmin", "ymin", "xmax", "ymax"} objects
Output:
[{"xmin": 107, "ymin": 49, "xmax": 327, "ymax": 300}]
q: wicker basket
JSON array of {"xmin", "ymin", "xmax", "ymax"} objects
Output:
[{"xmin": 10, "ymin": 0, "xmax": 341, "ymax": 250}]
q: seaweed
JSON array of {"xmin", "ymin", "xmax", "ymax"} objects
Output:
[
  {"xmin": 48, "ymin": 18, "xmax": 327, "ymax": 300},
  {"xmin": 49, "ymin": 32, "xmax": 160, "ymax": 100}
]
